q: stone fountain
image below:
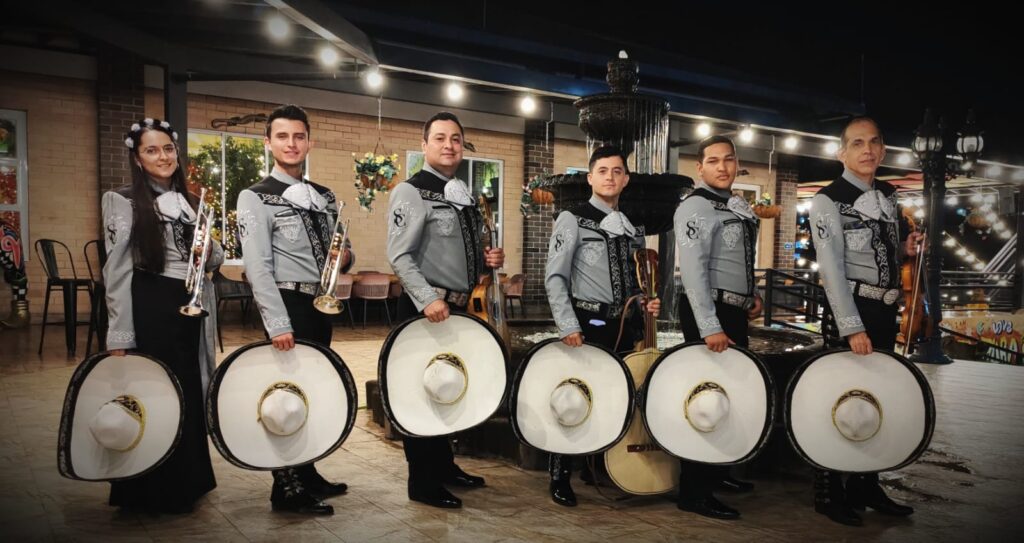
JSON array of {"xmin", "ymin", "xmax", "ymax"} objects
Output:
[{"xmin": 533, "ymin": 51, "xmax": 693, "ymax": 234}]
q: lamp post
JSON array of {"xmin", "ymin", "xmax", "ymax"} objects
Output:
[{"xmin": 911, "ymin": 109, "xmax": 984, "ymax": 364}]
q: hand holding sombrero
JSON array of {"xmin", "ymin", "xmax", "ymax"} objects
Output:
[
  {"xmin": 785, "ymin": 349, "xmax": 935, "ymax": 473},
  {"xmin": 379, "ymin": 314, "xmax": 508, "ymax": 437},
  {"xmin": 58, "ymin": 352, "xmax": 184, "ymax": 481},
  {"xmin": 206, "ymin": 340, "xmax": 358, "ymax": 470}
]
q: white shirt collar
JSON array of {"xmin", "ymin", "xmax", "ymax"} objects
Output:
[
  {"xmin": 841, "ymin": 168, "xmax": 874, "ymax": 193},
  {"xmin": 589, "ymin": 195, "xmax": 616, "ymax": 215},
  {"xmin": 271, "ymin": 168, "xmax": 303, "ymax": 186},
  {"xmin": 422, "ymin": 162, "xmax": 454, "ymax": 182}
]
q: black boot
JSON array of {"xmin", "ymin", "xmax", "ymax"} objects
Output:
[
  {"xmin": 549, "ymin": 454, "xmax": 577, "ymax": 507},
  {"xmin": 718, "ymin": 475, "xmax": 755, "ymax": 493},
  {"xmin": 445, "ymin": 464, "xmax": 486, "ymax": 488},
  {"xmin": 847, "ymin": 473, "xmax": 914, "ymax": 516},
  {"xmin": 408, "ymin": 479, "xmax": 462, "ymax": 509},
  {"xmin": 299, "ymin": 464, "xmax": 348, "ymax": 499},
  {"xmin": 677, "ymin": 466, "xmax": 739, "ymax": 520},
  {"xmin": 271, "ymin": 468, "xmax": 334, "ymax": 515},
  {"xmin": 814, "ymin": 470, "xmax": 861, "ymax": 526}
]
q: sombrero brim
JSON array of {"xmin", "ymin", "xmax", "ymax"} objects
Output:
[
  {"xmin": 643, "ymin": 342, "xmax": 774, "ymax": 465},
  {"xmin": 207, "ymin": 340, "xmax": 358, "ymax": 470},
  {"xmin": 379, "ymin": 314, "xmax": 508, "ymax": 438},
  {"xmin": 510, "ymin": 339, "xmax": 635, "ymax": 455},
  {"xmin": 785, "ymin": 349, "xmax": 935, "ymax": 473},
  {"xmin": 58, "ymin": 352, "xmax": 183, "ymax": 481}
]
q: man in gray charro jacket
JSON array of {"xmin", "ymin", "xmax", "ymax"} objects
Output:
[
  {"xmin": 808, "ymin": 117, "xmax": 923, "ymax": 526},
  {"xmin": 386, "ymin": 111, "xmax": 504, "ymax": 509},
  {"xmin": 674, "ymin": 135, "xmax": 760, "ymax": 520},
  {"xmin": 545, "ymin": 145, "xmax": 661, "ymax": 507},
  {"xmin": 237, "ymin": 105, "xmax": 352, "ymax": 516}
]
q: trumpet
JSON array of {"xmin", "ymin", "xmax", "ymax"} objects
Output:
[
  {"xmin": 180, "ymin": 188, "xmax": 214, "ymax": 317},
  {"xmin": 314, "ymin": 209, "xmax": 350, "ymax": 315}
]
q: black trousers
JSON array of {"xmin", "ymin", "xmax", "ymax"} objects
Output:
[
  {"xmin": 676, "ymin": 294, "xmax": 752, "ymax": 498},
  {"xmin": 396, "ymin": 293, "xmax": 460, "ymax": 490},
  {"xmin": 550, "ymin": 303, "xmax": 643, "ymax": 483},
  {"xmin": 270, "ymin": 289, "xmax": 334, "ymax": 502},
  {"xmin": 109, "ymin": 271, "xmax": 216, "ymax": 512}
]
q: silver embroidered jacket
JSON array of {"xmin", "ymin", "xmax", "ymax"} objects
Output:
[
  {"xmin": 237, "ymin": 170, "xmax": 349, "ymax": 338},
  {"xmin": 386, "ymin": 167, "xmax": 486, "ymax": 312},
  {"xmin": 102, "ymin": 186, "xmax": 224, "ymax": 359},
  {"xmin": 545, "ymin": 196, "xmax": 646, "ymax": 338},
  {"xmin": 674, "ymin": 184, "xmax": 760, "ymax": 338},
  {"xmin": 809, "ymin": 169, "xmax": 906, "ymax": 337}
]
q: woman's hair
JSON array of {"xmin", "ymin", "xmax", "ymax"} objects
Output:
[{"xmin": 122, "ymin": 118, "xmax": 196, "ymax": 273}]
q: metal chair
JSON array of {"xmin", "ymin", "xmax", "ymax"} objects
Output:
[
  {"xmin": 213, "ymin": 266, "xmax": 254, "ymax": 352},
  {"xmin": 504, "ymin": 274, "xmax": 526, "ymax": 317},
  {"xmin": 334, "ymin": 273, "xmax": 356, "ymax": 328},
  {"xmin": 35, "ymin": 239, "xmax": 92, "ymax": 356},
  {"xmin": 351, "ymin": 273, "xmax": 392, "ymax": 328},
  {"xmin": 83, "ymin": 239, "xmax": 108, "ymax": 356}
]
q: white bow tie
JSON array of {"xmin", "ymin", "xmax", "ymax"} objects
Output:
[
  {"xmin": 599, "ymin": 211, "xmax": 636, "ymax": 238},
  {"xmin": 853, "ymin": 190, "xmax": 896, "ymax": 222},
  {"xmin": 444, "ymin": 178, "xmax": 474, "ymax": 209},
  {"xmin": 727, "ymin": 195, "xmax": 755, "ymax": 220},
  {"xmin": 155, "ymin": 192, "xmax": 196, "ymax": 223},
  {"xmin": 282, "ymin": 182, "xmax": 328, "ymax": 212}
]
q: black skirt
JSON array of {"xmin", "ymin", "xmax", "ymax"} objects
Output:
[{"xmin": 109, "ymin": 270, "xmax": 216, "ymax": 512}]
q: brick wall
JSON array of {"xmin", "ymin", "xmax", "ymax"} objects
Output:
[
  {"xmin": 0, "ymin": 70, "xmax": 98, "ymax": 321},
  {"xmin": 521, "ymin": 120, "xmax": 556, "ymax": 302},
  {"xmin": 97, "ymin": 48, "xmax": 144, "ymax": 196},
  {"xmin": 773, "ymin": 155, "xmax": 799, "ymax": 269}
]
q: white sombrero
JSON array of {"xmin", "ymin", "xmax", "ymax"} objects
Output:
[
  {"xmin": 206, "ymin": 340, "xmax": 357, "ymax": 470},
  {"xmin": 58, "ymin": 352, "xmax": 183, "ymax": 481},
  {"xmin": 785, "ymin": 349, "xmax": 935, "ymax": 473},
  {"xmin": 643, "ymin": 343, "xmax": 774, "ymax": 465},
  {"xmin": 510, "ymin": 339, "xmax": 635, "ymax": 455},
  {"xmin": 379, "ymin": 314, "xmax": 508, "ymax": 437}
]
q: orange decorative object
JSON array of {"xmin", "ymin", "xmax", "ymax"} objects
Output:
[
  {"xmin": 966, "ymin": 212, "xmax": 989, "ymax": 230},
  {"xmin": 531, "ymin": 187, "xmax": 554, "ymax": 205},
  {"xmin": 752, "ymin": 204, "xmax": 781, "ymax": 219}
]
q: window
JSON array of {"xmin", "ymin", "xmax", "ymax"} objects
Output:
[
  {"xmin": 407, "ymin": 152, "xmax": 504, "ymax": 245},
  {"xmin": 187, "ymin": 131, "xmax": 308, "ymax": 261},
  {"xmin": 0, "ymin": 109, "xmax": 28, "ymax": 250}
]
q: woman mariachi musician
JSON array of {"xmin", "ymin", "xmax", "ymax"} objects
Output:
[{"xmin": 102, "ymin": 118, "xmax": 222, "ymax": 513}]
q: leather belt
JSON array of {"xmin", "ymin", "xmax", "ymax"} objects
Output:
[
  {"xmin": 572, "ymin": 298, "xmax": 623, "ymax": 319},
  {"xmin": 277, "ymin": 281, "xmax": 319, "ymax": 296},
  {"xmin": 848, "ymin": 280, "xmax": 901, "ymax": 305},
  {"xmin": 434, "ymin": 287, "xmax": 469, "ymax": 308},
  {"xmin": 710, "ymin": 288, "xmax": 756, "ymax": 311}
]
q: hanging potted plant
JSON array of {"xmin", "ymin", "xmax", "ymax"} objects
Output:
[
  {"xmin": 752, "ymin": 193, "xmax": 781, "ymax": 219},
  {"xmin": 353, "ymin": 151, "xmax": 400, "ymax": 212},
  {"xmin": 521, "ymin": 175, "xmax": 554, "ymax": 216}
]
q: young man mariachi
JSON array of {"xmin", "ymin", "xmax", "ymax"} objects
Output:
[
  {"xmin": 386, "ymin": 111, "xmax": 504, "ymax": 509},
  {"xmin": 236, "ymin": 104, "xmax": 353, "ymax": 515},
  {"xmin": 544, "ymin": 145, "xmax": 660, "ymax": 507},
  {"xmin": 808, "ymin": 116, "xmax": 924, "ymax": 526},
  {"xmin": 673, "ymin": 135, "xmax": 760, "ymax": 520}
]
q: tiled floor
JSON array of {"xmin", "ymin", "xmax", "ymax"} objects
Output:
[{"xmin": 2, "ymin": 315, "xmax": 1023, "ymax": 541}]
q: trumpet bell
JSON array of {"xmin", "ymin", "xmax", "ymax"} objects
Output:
[
  {"xmin": 313, "ymin": 296, "xmax": 344, "ymax": 315},
  {"xmin": 179, "ymin": 304, "xmax": 209, "ymax": 318}
]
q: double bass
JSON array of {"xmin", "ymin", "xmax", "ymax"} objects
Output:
[{"xmin": 604, "ymin": 248, "xmax": 680, "ymax": 495}]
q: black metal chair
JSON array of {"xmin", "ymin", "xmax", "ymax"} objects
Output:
[
  {"xmin": 83, "ymin": 239, "xmax": 108, "ymax": 356},
  {"xmin": 213, "ymin": 267, "xmax": 254, "ymax": 352},
  {"xmin": 35, "ymin": 239, "xmax": 92, "ymax": 356}
]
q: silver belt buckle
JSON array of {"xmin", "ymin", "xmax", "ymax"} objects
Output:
[{"xmin": 883, "ymin": 288, "xmax": 901, "ymax": 305}]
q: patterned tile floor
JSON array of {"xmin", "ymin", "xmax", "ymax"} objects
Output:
[{"xmin": 1, "ymin": 311, "xmax": 1022, "ymax": 541}]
